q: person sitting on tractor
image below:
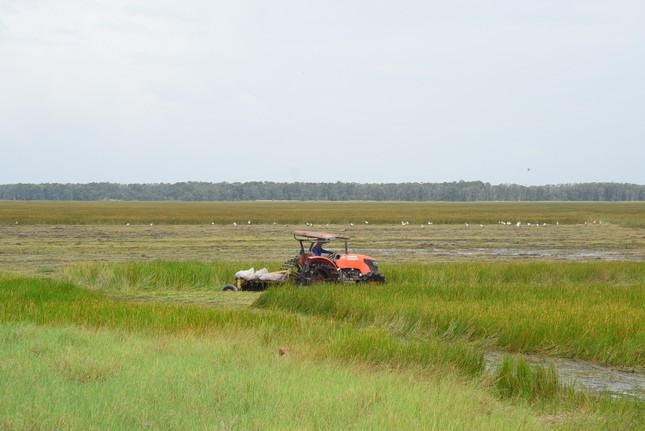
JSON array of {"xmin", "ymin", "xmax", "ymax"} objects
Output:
[{"xmin": 311, "ymin": 241, "xmax": 331, "ymax": 256}]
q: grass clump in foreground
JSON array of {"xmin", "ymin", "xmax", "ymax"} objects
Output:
[{"xmin": 493, "ymin": 355, "xmax": 560, "ymax": 401}]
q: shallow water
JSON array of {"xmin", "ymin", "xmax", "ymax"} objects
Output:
[{"xmin": 484, "ymin": 352, "xmax": 645, "ymax": 399}]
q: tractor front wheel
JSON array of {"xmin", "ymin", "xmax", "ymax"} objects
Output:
[{"xmin": 222, "ymin": 284, "xmax": 238, "ymax": 291}]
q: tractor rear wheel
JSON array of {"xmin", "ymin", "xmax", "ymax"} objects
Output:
[{"xmin": 298, "ymin": 262, "xmax": 339, "ymax": 285}]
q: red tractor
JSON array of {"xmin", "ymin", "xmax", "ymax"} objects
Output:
[
  {"xmin": 284, "ymin": 230, "xmax": 386, "ymax": 284},
  {"xmin": 222, "ymin": 230, "xmax": 386, "ymax": 291}
]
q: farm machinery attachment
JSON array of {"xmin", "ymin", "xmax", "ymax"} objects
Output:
[{"xmin": 222, "ymin": 230, "xmax": 386, "ymax": 291}]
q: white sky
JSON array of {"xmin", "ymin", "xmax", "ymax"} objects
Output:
[{"xmin": 1, "ymin": 0, "xmax": 643, "ymax": 185}]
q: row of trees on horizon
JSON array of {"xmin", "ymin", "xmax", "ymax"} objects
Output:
[{"xmin": 0, "ymin": 181, "xmax": 642, "ymax": 202}]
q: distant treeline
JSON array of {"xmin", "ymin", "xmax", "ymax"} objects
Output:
[{"xmin": 0, "ymin": 181, "xmax": 643, "ymax": 202}]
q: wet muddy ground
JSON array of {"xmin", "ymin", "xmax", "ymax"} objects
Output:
[{"xmin": 1, "ymin": 222, "xmax": 643, "ymax": 275}]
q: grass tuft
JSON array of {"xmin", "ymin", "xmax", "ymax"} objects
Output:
[{"xmin": 493, "ymin": 354, "xmax": 560, "ymax": 401}]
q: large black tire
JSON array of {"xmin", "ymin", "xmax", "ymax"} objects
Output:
[
  {"xmin": 298, "ymin": 262, "xmax": 340, "ymax": 285},
  {"xmin": 222, "ymin": 284, "xmax": 238, "ymax": 291}
]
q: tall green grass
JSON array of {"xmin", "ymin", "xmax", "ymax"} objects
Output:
[
  {"xmin": 0, "ymin": 274, "xmax": 482, "ymax": 376},
  {"xmin": 58, "ymin": 260, "xmax": 645, "ymax": 367},
  {"xmin": 493, "ymin": 355, "xmax": 560, "ymax": 401},
  {"xmin": 60, "ymin": 261, "xmax": 243, "ymax": 292},
  {"xmin": 256, "ymin": 261, "xmax": 645, "ymax": 368},
  {"xmin": 0, "ymin": 322, "xmax": 543, "ymax": 431},
  {"xmin": 1, "ymin": 273, "xmax": 643, "ymax": 430}
]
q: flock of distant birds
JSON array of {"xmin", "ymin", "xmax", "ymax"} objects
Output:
[
  {"xmin": 222, "ymin": 220, "xmax": 604, "ymax": 228},
  {"xmin": 12, "ymin": 220, "xmax": 605, "ymax": 227}
]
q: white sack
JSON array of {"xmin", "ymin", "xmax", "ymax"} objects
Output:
[
  {"xmin": 259, "ymin": 272, "xmax": 287, "ymax": 282},
  {"xmin": 235, "ymin": 267, "xmax": 255, "ymax": 280},
  {"xmin": 255, "ymin": 268, "xmax": 269, "ymax": 277}
]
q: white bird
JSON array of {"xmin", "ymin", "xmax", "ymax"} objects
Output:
[
  {"xmin": 248, "ymin": 220, "xmax": 252, "ymax": 225},
  {"xmin": 233, "ymin": 222, "xmax": 237, "ymax": 226},
  {"xmin": 516, "ymin": 221, "xmax": 521, "ymax": 227},
  {"xmin": 211, "ymin": 222, "xmax": 215, "ymax": 225},
  {"xmin": 428, "ymin": 221, "xmax": 433, "ymax": 225},
  {"xmin": 480, "ymin": 224, "xmax": 484, "ymax": 228},
  {"xmin": 364, "ymin": 220, "xmax": 369, "ymax": 224},
  {"xmin": 465, "ymin": 223, "xmax": 469, "ymax": 228}
]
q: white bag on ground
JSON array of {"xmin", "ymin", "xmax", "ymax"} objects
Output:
[
  {"xmin": 259, "ymin": 272, "xmax": 287, "ymax": 282},
  {"xmin": 255, "ymin": 268, "xmax": 269, "ymax": 278},
  {"xmin": 235, "ymin": 267, "xmax": 255, "ymax": 280}
]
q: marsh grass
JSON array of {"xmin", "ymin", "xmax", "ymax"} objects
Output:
[
  {"xmin": 493, "ymin": 355, "xmax": 561, "ymax": 401},
  {"xmin": 257, "ymin": 261, "xmax": 645, "ymax": 368},
  {"xmin": 60, "ymin": 261, "xmax": 244, "ymax": 292},
  {"xmin": 58, "ymin": 260, "xmax": 645, "ymax": 368},
  {"xmin": 1, "ymin": 274, "xmax": 643, "ymax": 430},
  {"xmin": 0, "ymin": 322, "xmax": 545, "ymax": 431},
  {"xmin": 0, "ymin": 275, "xmax": 482, "ymax": 376},
  {"xmin": 2, "ymin": 200, "xmax": 643, "ymax": 226}
]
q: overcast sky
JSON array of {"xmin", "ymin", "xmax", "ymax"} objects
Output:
[{"xmin": 1, "ymin": 0, "xmax": 643, "ymax": 185}]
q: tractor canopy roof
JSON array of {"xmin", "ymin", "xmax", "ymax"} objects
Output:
[{"xmin": 293, "ymin": 230, "xmax": 349, "ymax": 241}]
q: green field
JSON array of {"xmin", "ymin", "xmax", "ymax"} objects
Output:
[
  {"xmin": 0, "ymin": 201, "xmax": 643, "ymax": 430},
  {"xmin": 1, "ymin": 200, "xmax": 644, "ymax": 226}
]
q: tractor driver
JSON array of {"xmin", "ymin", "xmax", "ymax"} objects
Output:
[{"xmin": 311, "ymin": 241, "xmax": 331, "ymax": 257}]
